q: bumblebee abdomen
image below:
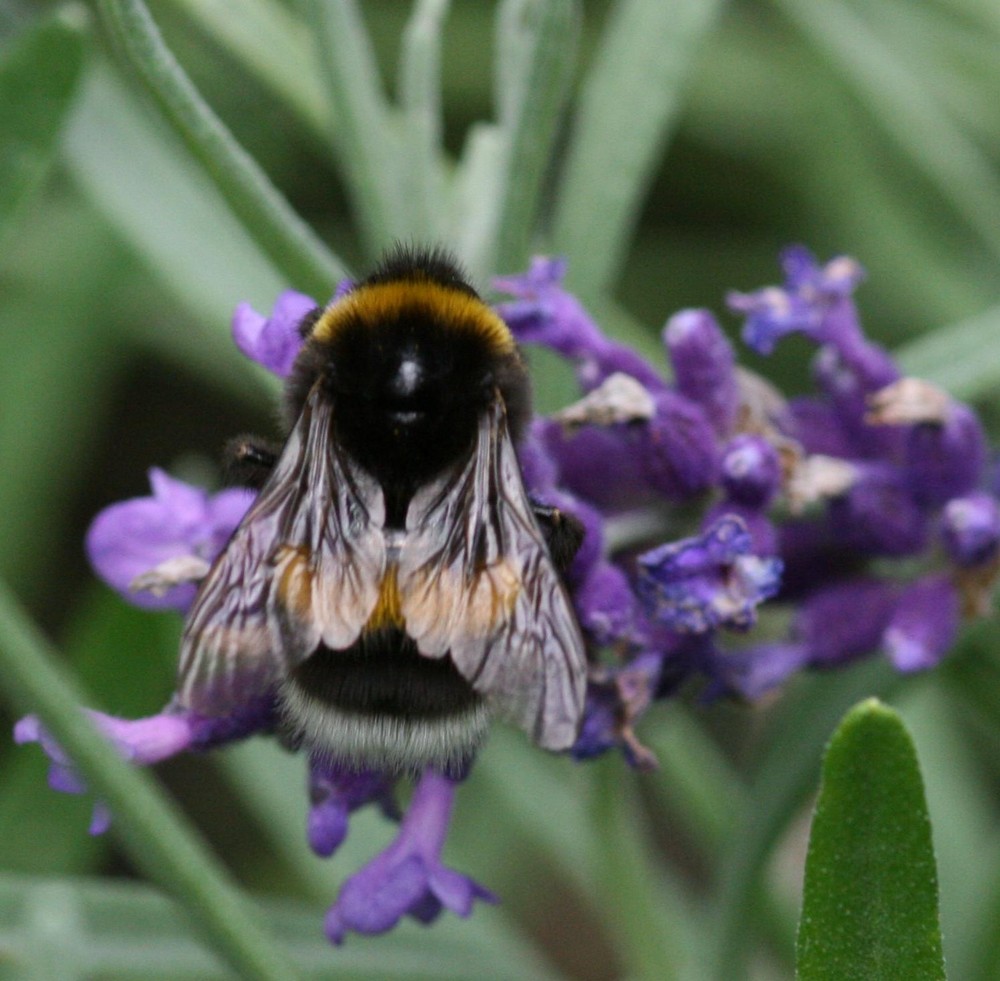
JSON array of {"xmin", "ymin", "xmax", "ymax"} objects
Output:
[{"xmin": 279, "ymin": 633, "xmax": 489, "ymax": 773}]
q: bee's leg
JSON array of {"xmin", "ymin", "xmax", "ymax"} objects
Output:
[
  {"xmin": 224, "ymin": 434, "xmax": 281, "ymax": 489},
  {"xmin": 531, "ymin": 502, "xmax": 585, "ymax": 575}
]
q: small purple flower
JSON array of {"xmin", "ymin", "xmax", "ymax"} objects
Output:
[
  {"xmin": 727, "ymin": 245, "xmax": 867, "ymax": 356},
  {"xmin": 639, "ymin": 391, "xmax": 720, "ymax": 500},
  {"xmin": 307, "ymin": 758, "xmax": 399, "ymax": 858},
  {"xmin": 324, "ymin": 770, "xmax": 496, "ymax": 943},
  {"xmin": 232, "ymin": 289, "xmax": 316, "ymax": 376},
  {"xmin": 827, "ymin": 463, "xmax": 928, "ymax": 557},
  {"xmin": 86, "ymin": 469, "xmax": 254, "ymax": 612},
  {"xmin": 636, "ymin": 515, "xmax": 782, "ymax": 634}
]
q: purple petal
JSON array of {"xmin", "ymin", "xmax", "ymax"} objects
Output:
[
  {"xmin": 232, "ymin": 290, "xmax": 316, "ymax": 377},
  {"xmin": 86, "ymin": 470, "xmax": 253, "ymax": 612},
  {"xmin": 796, "ymin": 578, "xmax": 899, "ymax": 666},
  {"xmin": 713, "ymin": 642, "xmax": 811, "ymax": 700},
  {"xmin": 827, "ymin": 464, "xmax": 928, "ymax": 557},
  {"xmin": 574, "ymin": 561, "xmax": 646, "ymax": 646}
]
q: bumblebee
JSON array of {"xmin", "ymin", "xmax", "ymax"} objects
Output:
[{"xmin": 175, "ymin": 247, "xmax": 588, "ymax": 773}]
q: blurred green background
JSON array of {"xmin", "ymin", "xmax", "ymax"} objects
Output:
[{"xmin": 2, "ymin": 0, "xmax": 1000, "ymax": 978}]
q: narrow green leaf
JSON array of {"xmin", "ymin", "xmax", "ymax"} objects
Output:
[
  {"xmin": 171, "ymin": 0, "xmax": 328, "ymax": 141},
  {"xmin": 0, "ymin": 581, "xmax": 296, "ymax": 981},
  {"xmin": 775, "ymin": 0, "xmax": 1000, "ymax": 264},
  {"xmin": 796, "ymin": 698, "xmax": 946, "ymax": 981},
  {"xmin": 0, "ymin": 13, "xmax": 86, "ymax": 245},
  {"xmin": 551, "ymin": 0, "xmax": 722, "ymax": 301},
  {"xmin": 708, "ymin": 659, "xmax": 900, "ymax": 980},
  {"xmin": 397, "ymin": 0, "xmax": 450, "ymax": 239},
  {"xmin": 589, "ymin": 761, "xmax": 688, "ymax": 980},
  {"xmin": 0, "ymin": 872, "xmax": 548, "ymax": 979},
  {"xmin": 305, "ymin": 0, "xmax": 405, "ymax": 256},
  {"xmin": 93, "ymin": 0, "xmax": 344, "ymax": 296},
  {"xmin": 895, "ymin": 302, "xmax": 1000, "ymax": 400},
  {"xmin": 64, "ymin": 62, "xmax": 286, "ymax": 398},
  {"xmin": 492, "ymin": 0, "xmax": 579, "ymax": 274}
]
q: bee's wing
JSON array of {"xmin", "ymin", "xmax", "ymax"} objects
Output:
[
  {"xmin": 398, "ymin": 397, "xmax": 587, "ymax": 750},
  {"xmin": 176, "ymin": 386, "xmax": 386, "ymax": 715}
]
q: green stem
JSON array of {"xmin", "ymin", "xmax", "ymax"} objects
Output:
[
  {"xmin": 92, "ymin": 0, "xmax": 345, "ymax": 297},
  {"xmin": 0, "ymin": 581, "xmax": 296, "ymax": 981}
]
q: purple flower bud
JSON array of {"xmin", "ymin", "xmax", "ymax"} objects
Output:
[
  {"xmin": 639, "ymin": 391, "xmax": 720, "ymax": 500},
  {"xmin": 812, "ymin": 345, "xmax": 902, "ymax": 458},
  {"xmin": 902, "ymin": 402, "xmax": 987, "ymax": 507},
  {"xmin": 794, "ymin": 577, "xmax": 898, "ymax": 666},
  {"xmin": 324, "ymin": 770, "xmax": 496, "ymax": 942},
  {"xmin": 883, "ymin": 575, "xmax": 960, "ymax": 672},
  {"xmin": 719, "ymin": 435, "xmax": 781, "ymax": 508},
  {"xmin": 941, "ymin": 492, "xmax": 1000, "ymax": 567},
  {"xmin": 232, "ymin": 290, "xmax": 317, "ymax": 377},
  {"xmin": 516, "ymin": 424, "xmax": 560, "ymax": 494},
  {"xmin": 701, "ymin": 500, "xmax": 778, "ymax": 557},
  {"xmin": 636, "ymin": 515, "xmax": 782, "ymax": 633},
  {"xmin": 827, "ymin": 464, "xmax": 928, "ymax": 557},
  {"xmin": 307, "ymin": 758, "xmax": 399, "ymax": 858},
  {"xmin": 663, "ymin": 309, "xmax": 739, "ymax": 434},
  {"xmin": 574, "ymin": 561, "xmax": 646, "ymax": 646},
  {"xmin": 537, "ymin": 419, "xmax": 651, "ymax": 512},
  {"xmin": 86, "ymin": 469, "xmax": 253, "ymax": 612}
]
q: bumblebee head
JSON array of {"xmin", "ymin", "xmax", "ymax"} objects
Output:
[{"xmin": 285, "ymin": 247, "xmax": 531, "ymax": 488}]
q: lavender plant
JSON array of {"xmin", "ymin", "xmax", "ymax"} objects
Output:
[{"xmin": 2, "ymin": 1, "xmax": 1000, "ymax": 978}]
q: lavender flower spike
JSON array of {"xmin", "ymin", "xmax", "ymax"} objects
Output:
[{"xmin": 325, "ymin": 770, "xmax": 496, "ymax": 943}]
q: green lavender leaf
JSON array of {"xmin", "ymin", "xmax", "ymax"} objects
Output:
[{"xmin": 797, "ymin": 698, "xmax": 946, "ymax": 980}]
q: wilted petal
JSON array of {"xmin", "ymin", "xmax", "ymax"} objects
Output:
[{"xmin": 637, "ymin": 515, "xmax": 782, "ymax": 633}]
